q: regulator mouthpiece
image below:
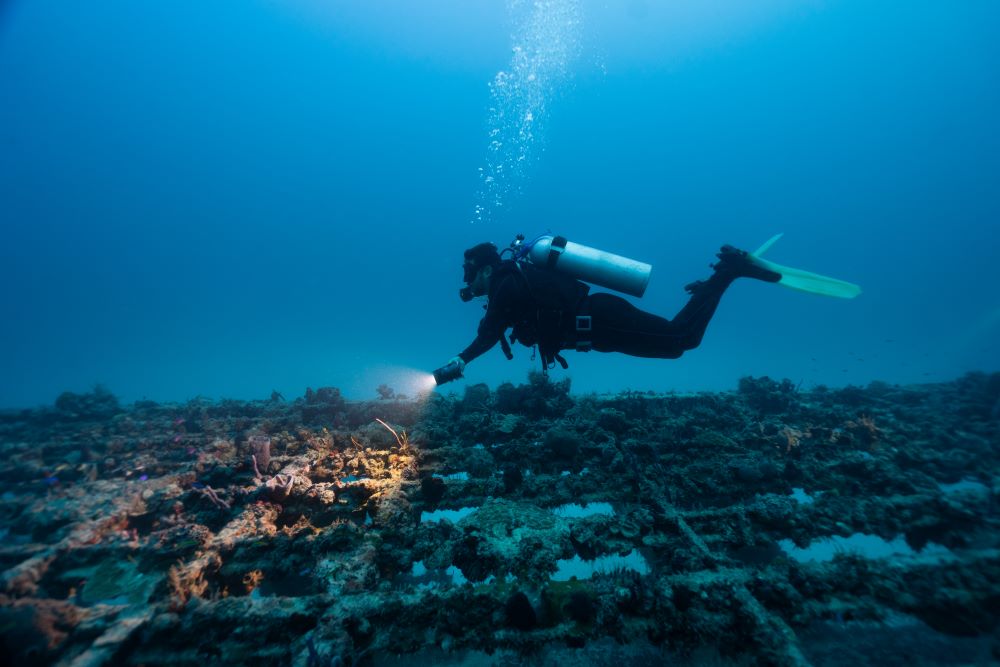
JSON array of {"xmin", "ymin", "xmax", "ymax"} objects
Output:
[
  {"xmin": 459, "ymin": 287, "xmax": 474, "ymax": 302},
  {"xmin": 433, "ymin": 360, "xmax": 465, "ymax": 386}
]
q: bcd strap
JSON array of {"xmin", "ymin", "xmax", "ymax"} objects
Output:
[
  {"xmin": 499, "ymin": 332, "xmax": 513, "ymax": 360},
  {"xmin": 546, "ymin": 236, "xmax": 568, "ymax": 269},
  {"xmin": 575, "ymin": 315, "xmax": 592, "ymax": 352},
  {"xmin": 540, "ymin": 350, "xmax": 570, "ymax": 373}
]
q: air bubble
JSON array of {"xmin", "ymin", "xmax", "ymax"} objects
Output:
[{"xmin": 471, "ymin": 0, "xmax": 581, "ymax": 224}]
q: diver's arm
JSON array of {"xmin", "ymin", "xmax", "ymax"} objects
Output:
[
  {"xmin": 457, "ymin": 319, "xmax": 503, "ymax": 364},
  {"xmin": 457, "ymin": 275, "xmax": 518, "ymax": 364}
]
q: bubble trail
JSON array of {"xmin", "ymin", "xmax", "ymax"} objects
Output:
[{"xmin": 473, "ymin": 0, "xmax": 581, "ymax": 224}]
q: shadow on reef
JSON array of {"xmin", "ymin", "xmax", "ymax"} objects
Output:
[{"xmin": 1, "ymin": 371, "xmax": 999, "ymax": 665}]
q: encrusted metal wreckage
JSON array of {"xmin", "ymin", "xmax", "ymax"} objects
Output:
[{"xmin": 1, "ymin": 373, "xmax": 998, "ymax": 665}]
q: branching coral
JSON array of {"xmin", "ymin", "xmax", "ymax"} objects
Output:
[
  {"xmin": 266, "ymin": 474, "xmax": 294, "ymax": 502},
  {"xmin": 374, "ymin": 418, "xmax": 409, "ymax": 450},
  {"xmin": 167, "ymin": 553, "xmax": 220, "ymax": 610},
  {"xmin": 845, "ymin": 414, "xmax": 882, "ymax": 450},
  {"xmin": 197, "ymin": 485, "xmax": 230, "ymax": 510},
  {"xmin": 779, "ymin": 426, "xmax": 806, "ymax": 453}
]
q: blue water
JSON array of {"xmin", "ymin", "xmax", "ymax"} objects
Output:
[{"xmin": 1, "ymin": 0, "xmax": 998, "ymax": 408}]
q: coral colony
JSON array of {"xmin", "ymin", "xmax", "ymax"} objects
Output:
[{"xmin": 1, "ymin": 373, "xmax": 998, "ymax": 664}]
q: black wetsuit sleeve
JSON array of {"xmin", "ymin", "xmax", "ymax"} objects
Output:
[{"xmin": 458, "ymin": 275, "xmax": 520, "ymax": 364}]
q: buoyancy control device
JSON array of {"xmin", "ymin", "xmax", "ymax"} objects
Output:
[{"xmin": 491, "ymin": 234, "xmax": 653, "ymax": 373}]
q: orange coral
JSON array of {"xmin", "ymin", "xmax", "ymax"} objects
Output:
[
  {"xmin": 779, "ymin": 426, "xmax": 812, "ymax": 453},
  {"xmin": 242, "ymin": 569, "xmax": 264, "ymax": 594},
  {"xmin": 845, "ymin": 414, "xmax": 882, "ymax": 450}
]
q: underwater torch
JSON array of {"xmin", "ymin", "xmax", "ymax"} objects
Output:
[{"xmin": 432, "ymin": 360, "xmax": 465, "ymax": 386}]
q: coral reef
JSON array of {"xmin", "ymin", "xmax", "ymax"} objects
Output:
[{"xmin": 1, "ymin": 373, "xmax": 998, "ymax": 665}]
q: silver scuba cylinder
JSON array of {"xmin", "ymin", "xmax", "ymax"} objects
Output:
[{"xmin": 525, "ymin": 235, "xmax": 652, "ymax": 298}]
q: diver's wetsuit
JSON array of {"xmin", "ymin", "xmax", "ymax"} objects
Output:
[
  {"xmin": 459, "ymin": 272, "xmax": 535, "ymax": 364},
  {"xmin": 458, "ymin": 268, "xmax": 737, "ymax": 365}
]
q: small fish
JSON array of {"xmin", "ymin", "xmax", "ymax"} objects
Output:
[
  {"xmin": 44, "ymin": 476, "xmax": 59, "ymax": 485},
  {"xmin": 173, "ymin": 434, "xmax": 182, "ymax": 444},
  {"xmin": 139, "ymin": 475, "xmax": 148, "ymax": 481},
  {"xmin": 173, "ymin": 418, "xmax": 186, "ymax": 426},
  {"xmin": 192, "ymin": 482, "xmax": 205, "ymax": 489}
]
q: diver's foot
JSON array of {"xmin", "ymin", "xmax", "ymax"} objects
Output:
[{"xmin": 712, "ymin": 245, "xmax": 781, "ymax": 283}]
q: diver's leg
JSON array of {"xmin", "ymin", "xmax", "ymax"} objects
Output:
[
  {"xmin": 588, "ymin": 293, "xmax": 710, "ymax": 358},
  {"xmin": 674, "ymin": 245, "xmax": 781, "ymax": 348},
  {"xmin": 670, "ymin": 271, "xmax": 736, "ymax": 350},
  {"xmin": 587, "ymin": 245, "xmax": 780, "ymax": 358}
]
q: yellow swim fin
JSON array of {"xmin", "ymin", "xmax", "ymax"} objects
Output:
[{"xmin": 749, "ymin": 234, "xmax": 862, "ymax": 299}]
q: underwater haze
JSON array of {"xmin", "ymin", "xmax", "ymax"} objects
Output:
[{"xmin": 1, "ymin": 0, "xmax": 999, "ymax": 408}]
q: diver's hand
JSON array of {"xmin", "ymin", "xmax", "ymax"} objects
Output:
[{"xmin": 432, "ymin": 356, "xmax": 467, "ymax": 386}]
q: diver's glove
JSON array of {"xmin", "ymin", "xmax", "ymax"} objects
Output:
[{"xmin": 432, "ymin": 356, "xmax": 466, "ymax": 386}]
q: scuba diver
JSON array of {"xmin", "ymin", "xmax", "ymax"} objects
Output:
[{"xmin": 433, "ymin": 234, "xmax": 859, "ymax": 385}]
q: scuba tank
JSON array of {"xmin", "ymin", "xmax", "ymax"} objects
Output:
[{"xmin": 510, "ymin": 234, "xmax": 652, "ymax": 298}]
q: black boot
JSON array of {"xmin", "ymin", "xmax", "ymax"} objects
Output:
[
  {"xmin": 712, "ymin": 245, "xmax": 781, "ymax": 283},
  {"xmin": 685, "ymin": 245, "xmax": 781, "ymax": 295}
]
